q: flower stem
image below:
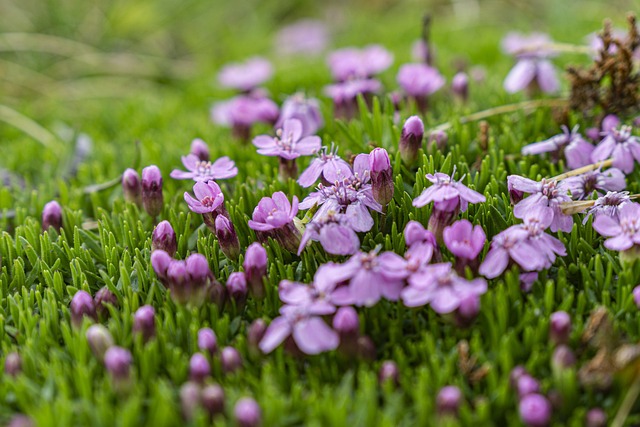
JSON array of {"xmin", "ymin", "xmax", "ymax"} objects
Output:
[
  {"xmin": 512, "ymin": 42, "xmax": 594, "ymax": 56},
  {"xmin": 431, "ymin": 98, "xmax": 569, "ymax": 134},
  {"xmin": 612, "ymin": 374, "xmax": 640, "ymax": 427},
  {"xmin": 550, "ymin": 159, "xmax": 613, "ymax": 181}
]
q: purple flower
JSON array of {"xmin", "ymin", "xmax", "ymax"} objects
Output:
[
  {"xmin": 633, "ymin": 285, "xmax": 640, "ymax": 309},
  {"xmin": 141, "ymin": 165, "xmax": 163, "ymax": 217},
  {"xmin": 586, "ymin": 408, "xmax": 607, "ymax": 427},
  {"xmin": 133, "ymin": 305, "xmax": 156, "ymax": 342},
  {"xmin": 215, "ymin": 215, "xmax": 240, "ymax": 260},
  {"xmin": 587, "ymin": 28, "xmax": 640, "ymax": 60},
  {"xmin": 152, "ymin": 220, "xmax": 177, "ymax": 256},
  {"xmin": 227, "ymin": 271, "xmax": 248, "ymax": 305},
  {"xmin": 562, "ymin": 168, "xmax": 625, "ymax": 200},
  {"xmin": 478, "ymin": 227, "xmax": 538, "ymax": 279},
  {"xmin": 4, "ymin": 352, "xmax": 21, "ymax": 377},
  {"xmin": 275, "ymin": 93, "xmax": 323, "ymax": 137},
  {"xmin": 42, "ymin": 200, "xmax": 63, "ymax": 231},
  {"xmin": 104, "ymin": 346, "xmax": 132, "ymax": 381},
  {"xmin": 165, "ymin": 254, "xmax": 214, "ymax": 305},
  {"xmin": 585, "ymin": 191, "xmax": 631, "ymax": 222},
  {"xmin": 243, "ymin": 243, "xmax": 268, "ymax": 298},
  {"xmin": 323, "ymin": 78, "xmax": 382, "ymax": 119},
  {"xmin": 517, "ymin": 374, "xmax": 541, "ymax": 398},
  {"xmin": 379, "ymin": 360, "xmax": 400, "ymax": 385},
  {"xmin": 593, "ymin": 202, "xmax": 640, "ymax": 251},
  {"xmin": 319, "ymin": 250, "xmax": 409, "ymax": 307},
  {"xmin": 170, "ymin": 154, "xmax": 237, "ymax": 182},
  {"xmin": 443, "ymin": 220, "xmax": 486, "ymax": 260},
  {"xmin": 520, "ymin": 206, "xmax": 567, "ymax": 268},
  {"xmin": 413, "ymin": 170, "xmax": 486, "ymax": 212},
  {"xmin": 411, "ymin": 39, "xmax": 432, "ymax": 63},
  {"xmin": 404, "ymin": 221, "xmax": 438, "ymax": 266},
  {"xmin": 521, "ymin": 126, "xmax": 594, "ymax": 169},
  {"xmin": 298, "ymin": 145, "xmax": 353, "ymax": 188},
  {"xmin": 549, "ymin": 311, "xmax": 571, "ymax": 344},
  {"xmin": 217, "ymin": 57, "xmax": 273, "ymax": 91},
  {"xmin": 70, "ymin": 290, "xmax": 97, "ymax": 328},
  {"xmin": 122, "ymin": 169, "xmax": 142, "ymax": 206},
  {"xmin": 327, "ymin": 45, "xmax": 393, "ymax": 81},
  {"xmin": 211, "ymin": 95, "xmax": 279, "ymax": 140},
  {"xmin": 451, "ymin": 72, "xmax": 469, "ymax": 101},
  {"xmin": 184, "ymin": 181, "xmax": 224, "ymax": 214},
  {"xmin": 259, "ymin": 290, "xmax": 338, "ymax": 355},
  {"xmin": 198, "ymin": 327, "xmax": 217, "ymax": 355},
  {"xmin": 275, "ymin": 20, "xmax": 329, "ymax": 56},
  {"xmin": 591, "ymin": 125, "xmax": 640, "ymax": 174},
  {"xmin": 399, "ymin": 115, "xmax": 424, "ymax": 165},
  {"xmin": 189, "ymin": 353, "xmax": 211, "ymax": 383},
  {"xmin": 402, "ymin": 263, "xmax": 487, "ymax": 313},
  {"xmin": 253, "ymin": 118, "xmax": 321, "ymax": 160},
  {"xmin": 221, "ymin": 346, "xmax": 243, "ymax": 374},
  {"xmin": 508, "ymin": 176, "xmax": 572, "ymax": 233},
  {"xmin": 502, "ymin": 32, "xmax": 559, "ymax": 94},
  {"xmin": 86, "ymin": 324, "xmax": 114, "ymax": 361},
  {"xmin": 248, "ymin": 191, "xmax": 301, "ymax": 253},
  {"xmin": 397, "ymin": 63, "xmax": 446, "ymax": 98},
  {"xmin": 436, "ymin": 385, "xmax": 463, "ymax": 415},
  {"xmin": 298, "ymin": 211, "xmax": 360, "ymax": 256},
  {"xmin": 519, "ymin": 393, "xmax": 552, "ymax": 427}
]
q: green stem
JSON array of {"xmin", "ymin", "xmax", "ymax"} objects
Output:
[{"xmin": 612, "ymin": 374, "xmax": 640, "ymax": 427}]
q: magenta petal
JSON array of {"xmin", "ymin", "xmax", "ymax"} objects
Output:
[
  {"xmin": 298, "ymin": 158, "xmax": 324, "ymax": 187},
  {"xmin": 349, "ymin": 269, "xmax": 381, "ymax": 307},
  {"xmin": 593, "ymin": 215, "xmax": 622, "ymax": 237},
  {"xmin": 535, "ymin": 60, "xmax": 559, "ymax": 93},
  {"xmin": 504, "ymin": 59, "xmax": 537, "ymax": 93},
  {"xmin": 170, "ymin": 170, "xmax": 195, "ymax": 180},
  {"xmin": 604, "ymin": 234, "xmax": 634, "ymax": 251},
  {"xmin": 479, "ymin": 247, "xmax": 509, "ymax": 279}
]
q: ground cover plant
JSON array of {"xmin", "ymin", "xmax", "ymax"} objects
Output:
[{"xmin": 1, "ymin": 0, "xmax": 640, "ymax": 425}]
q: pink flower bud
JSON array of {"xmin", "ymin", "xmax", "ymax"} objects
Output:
[
  {"xmin": 190, "ymin": 138, "xmax": 210, "ymax": 162},
  {"xmin": 549, "ymin": 311, "xmax": 571, "ymax": 345},
  {"xmin": 104, "ymin": 346, "xmax": 132, "ymax": 381},
  {"xmin": 399, "ymin": 116, "xmax": 424, "ymax": 165},
  {"xmin": 141, "ymin": 165, "xmax": 163, "ymax": 217},
  {"xmin": 369, "ymin": 148, "xmax": 394, "ymax": 206},
  {"xmin": 378, "ymin": 360, "xmax": 399, "ymax": 386},
  {"xmin": 227, "ymin": 272, "xmax": 248, "ymax": 306},
  {"xmin": 180, "ymin": 381, "xmax": 202, "ymax": 420},
  {"xmin": 427, "ymin": 130, "xmax": 448, "ymax": 151},
  {"xmin": 551, "ymin": 345, "xmax": 576, "ymax": 370},
  {"xmin": 519, "ymin": 394, "xmax": 551, "ymax": 427},
  {"xmin": 517, "ymin": 374, "xmax": 540, "ymax": 398},
  {"xmin": 436, "ymin": 385, "xmax": 462, "ymax": 415},
  {"xmin": 70, "ymin": 290, "xmax": 97, "ymax": 328},
  {"xmin": 234, "ymin": 397, "xmax": 261, "ymax": 427},
  {"xmin": 4, "ymin": 352, "xmax": 21, "ymax": 377},
  {"xmin": 86, "ymin": 324, "xmax": 114, "ymax": 361},
  {"xmin": 151, "ymin": 250, "xmax": 172, "ymax": 282},
  {"xmin": 198, "ymin": 327, "xmax": 217, "ymax": 355},
  {"xmin": 215, "ymin": 215, "xmax": 240, "ymax": 260},
  {"xmin": 201, "ymin": 383, "xmax": 225, "ymax": 417},
  {"xmin": 451, "ymin": 72, "xmax": 469, "ymax": 101},
  {"xmin": 601, "ymin": 114, "xmax": 620, "ymax": 133},
  {"xmin": 332, "ymin": 306, "xmax": 360, "ymax": 337},
  {"xmin": 189, "ymin": 353, "xmax": 211, "ymax": 383},
  {"xmin": 586, "ymin": 408, "xmax": 607, "ymax": 427},
  {"xmin": 221, "ymin": 346, "xmax": 242, "ymax": 374},
  {"xmin": 133, "ymin": 305, "xmax": 156, "ymax": 342},
  {"xmin": 122, "ymin": 168, "xmax": 142, "ymax": 206},
  {"xmin": 247, "ymin": 319, "xmax": 267, "ymax": 356},
  {"xmin": 7, "ymin": 415, "xmax": 33, "ymax": 427},
  {"xmin": 94, "ymin": 286, "xmax": 118, "ymax": 320},
  {"xmin": 243, "ymin": 243, "xmax": 267, "ymax": 298},
  {"xmin": 42, "ymin": 200, "xmax": 63, "ymax": 231},
  {"xmin": 152, "ymin": 221, "xmax": 177, "ymax": 256},
  {"xmin": 633, "ymin": 285, "xmax": 640, "ymax": 309}
]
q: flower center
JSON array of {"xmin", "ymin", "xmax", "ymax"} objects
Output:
[
  {"xmin": 201, "ymin": 196, "xmax": 216, "ymax": 207},
  {"xmin": 196, "ymin": 161, "xmax": 212, "ymax": 176},
  {"xmin": 275, "ymin": 128, "xmax": 296, "ymax": 152}
]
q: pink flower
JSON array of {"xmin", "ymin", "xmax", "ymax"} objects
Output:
[
  {"xmin": 297, "ymin": 145, "xmax": 353, "ymax": 188},
  {"xmin": 327, "ymin": 45, "xmax": 393, "ymax": 81},
  {"xmin": 502, "ymin": 32, "xmax": 559, "ymax": 94},
  {"xmin": 252, "ymin": 118, "xmax": 321, "ymax": 160},
  {"xmin": 217, "ymin": 57, "xmax": 273, "ymax": 91},
  {"xmin": 396, "ymin": 63, "xmax": 446, "ymax": 97},
  {"xmin": 170, "ymin": 154, "xmax": 237, "ymax": 182},
  {"xmin": 443, "ymin": 220, "xmax": 486, "ymax": 260},
  {"xmin": 593, "ymin": 202, "xmax": 640, "ymax": 251},
  {"xmin": 298, "ymin": 211, "xmax": 360, "ymax": 256},
  {"xmin": 275, "ymin": 20, "xmax": 329, "ymax": 57},
  {"xmin": 508, "ymin": 176, "xmax": 572, "ymax": 233},
  {"xmin": 184, "ymin": 181, "xmax": 224, "ymax": 214},
  {"xmin": 413, "ymin": 170, "xmax": 486, "ymax": 212},
  {"xmin": 591, "ymin": 125, "xmax": 640, "ymax": 174}
]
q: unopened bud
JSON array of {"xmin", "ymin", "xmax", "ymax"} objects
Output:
[
  {"xmin": 451, "ymin": 72, "xmax": 469, "ymax": 102},
  {"xmin": 70, "ymin": 290, "xmax": 97, "ymax": 328},
  {"xmin": 243, "ymin": 243, "xmax": 267, "ymax": 298},
  {"xmin": 122, "ymin": 168, "xmax": 142, "ymax": 206},
  {"xmin": 399, "ymin": 116, "xmax": 424, "ymax": 165},
  {"xmin": 42, "ymin": 200, "xmax": 63, "ymax": 231},
  {"xmin": 436, "ymin": 385, "xmax": 462, "ymax": 415},
  {"xmin": 215, "ymin": 215, "xmax": 240, "ymax": 260},
  {"xmin": 378, "ymin": 360, "xmax": 399, "ymax": 386},
  {"xmin": 86, "ymin": 324, "xmax": 114, "ymax": 361},
  {"xmin": 94, "ymin": 286, "xmax": 118, "ymax": 320},
  {"xmin": 141, "ymin": 165, "xmax": 164, "ymax": 217},
  {"xmin": 201, "ymin": 384, "xmax": 225, "ymax": 417},
  {"xmin": 152, "ymin": 221, "xmax": 177, "ymax": 256},
  {"xmin": 234, "ymin": 397, "xmax": 261, "ymax": 427},
  {"xmin": 198, "ymin": 327, "xmax": 217, "ymax": 355},
  {"xmin": 189, "ymin": 353, "xmax": 211, "ymax": 383},
  {"xmin": 133, "ymin": 305, "xmax": 156, "ymax": 342},
  {"xmin": 4, "ymin": 352, "xmax": 21, "ymax": 377},
  {"xmin": 221, "ymin": 346, "xmax": 242, "ymax": 374},
  {"xmin": 369, "ymin": 148, "xmax": 394, "ymax": 206},
  {"xmin": 190, "ymin": 138, "xmax": 210, "ymax": 162}
]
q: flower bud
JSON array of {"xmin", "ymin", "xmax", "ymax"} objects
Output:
[
  {"xmin": 517, "ymin": 374, "xmax": 541, "ymax": 398},
  {"xmin": 133, "ymin": 305, "xmax": 156, "ymax": 342},
  {"xmin": 549, "ymin": 311, "xmax": 571, "ymax": 345},
  {"xmin": 227, "ymin": 272, "xmax": 248, "ymax": 306},
  {"xmin": 201, "ymin": 384, "xmax": 225, "ymax": 417},
  {"xmin": 198, "ymin": 327, "xmax": 217, "ymax": 355},
  {"xmin": 94, "ymin": 286, "xmax": 118, "ymax": 320},
  {"xmin": 141, "ymin": 165, "xmax": 164, "ymax": 217},
  {"xmin": 4, "ymin": 352, "xmax": 21, "ymax": 377},
  {"xmin": 221, "ymin": 346, "xmax": 242, "ymax": 374},
  {"xmin": 234, "ymin": 397, "xmax": 261, "ymax": 427},
  {"xmin": 70, "ymin": 290, "xmax": 97, "ymax": 328},
  {"xmin": 104, "ymin": 346, "xmax": 132, "ymax": 382},
  {"xmin": 152, "ymin": 221, "xmax": 177, "ymax": 256},
  {"xmin": 510, "ymin": 365, "xmax": 527, "ymax": 388},
  {"xmin": 455, "ymin": 294, "xmax": 481, "ymax": 326},
  {"xmin": 378, "ymin": 360, "xmax": 399, "ymax": 386},
  {"xmin": 356, "ymin": 336, "xmax": 376, "ymax": 361},
  {"xmin": 399, "ymin": 116, "xmax": 424, "ymax": 165},
  {"xmin": 332, "ymin": 306, "xmax": 360, "ymax": 338},
  {"xmin": 436, "ymin": 385, "xmax": 462, "ymax": 415},
  {"xmin": 586, "ymin": 408, "xmax": 607, "ymax": 427},
  {"xmin": 427, "ymin": 130, "xmax": 448, "ymax": 151},
  {"xmin": 207, "ymin": 279, "xmax": 228, "ymax": 308},
  {"xmin": 451, "ymin": 72, "xmax": 469, "ymax": 102},
  {"xmin": 519, "ymin": 394, "xmax": 551, "ymax": 427},
  {"xmin": 86, "ymin": 324, "xmax": 114, "ymax": 361},
  {"xmin": 42, "ymin": 200, "xmax": 63, "ymax": 231},
  {"xmin": 601, "ymin": 114, "xmax": 620, "ymax": 133},
  {"xmin": 186, "ymin": 254, "xmax": 212, "ymax": 288},
  {"xmin": 122, "ymin": 168, "xmax": 142, "ymax": 206},
  {"xmin": 585, "ymin": 127, "xmax": 601, "ymax": 142},
  {"xmin": 369, "ymin": 148, "xmax": 394, "ymax": 206},
  {"xmin": 633, "ymin": 285, "xmax": 640, "ymax": 309},
  {"xmin": 551, "ymin": 345, "xmax": 576, "ymax": 370},
  {"xmin": 8, "ymin": 415, "xmax": 33, "ymax": 427},
  {"xmin": 180, "ymin": 381, "xmax": 202, "ymax": 421},
  {"xmin": 215, "ymin": 215, "xmax": 240, "ymax": 260},
  {"xmin": 189, "ymin": 353, "xmax": 211, "ymax": 383},
  {"xmin": 247, "ymin": 319, "xmax": 267, "ymax": 356},
  {"xmin": 190, "ymin": 138, "xmax": 210, "ymax": 162},
  {"xmin": 151, "ymin": 250, "xmax": 172, "ymax": 282},
  {"xmin": 243, "ymin": 243, "xmax": 268, "ymax": 298}
]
